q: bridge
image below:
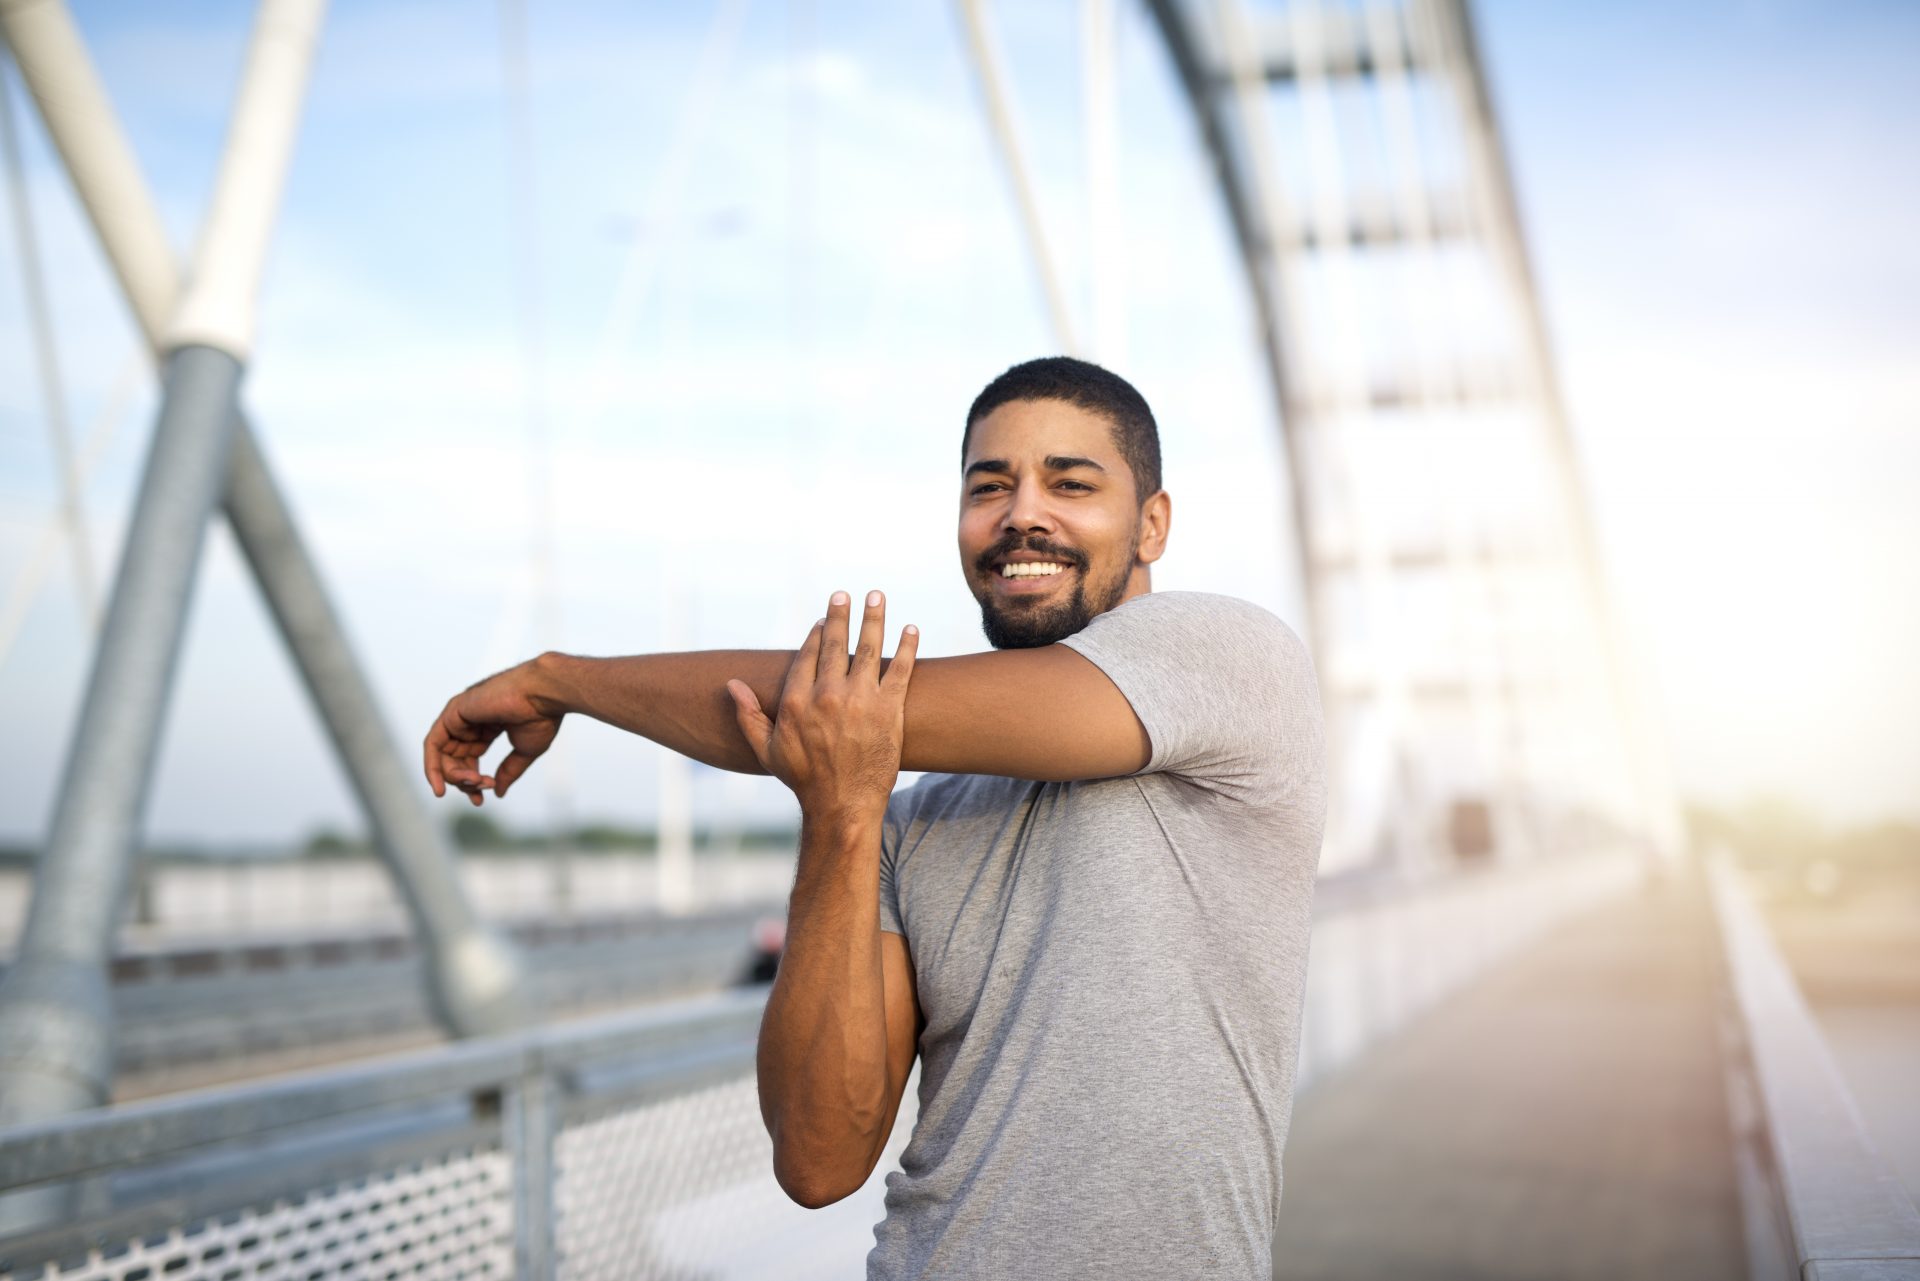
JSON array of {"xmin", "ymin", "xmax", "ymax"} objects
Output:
[
  {"xmin": 1, "ymin": 0, "xmax": 1915, "ymax": 1277},
  {"xmin": 0, "ymin": 852, "xmax": 1914, "ymax": 1278}
]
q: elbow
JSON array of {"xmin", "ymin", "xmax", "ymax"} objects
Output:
[
  {"xmin": 769, "ymin": 1114, "xmax": 886, "ymax": 1209},
  {"xmin": 773, "ymin": 1148, "xmax": 869, "ymax": 1210}
]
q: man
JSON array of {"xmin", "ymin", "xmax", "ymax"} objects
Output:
[{"xmin": 422, "ymin": 356, "xmax": 1327, "ymax": 1279}]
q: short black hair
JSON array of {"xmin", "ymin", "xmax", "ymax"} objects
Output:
[{"xmin": 963, "ymin": 356, "xmax": 1163, "ymax": 502}]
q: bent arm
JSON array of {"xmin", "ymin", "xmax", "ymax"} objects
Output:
[
  {"xmin": 531, "ymin": 642, "xmax": 1149, "ymax": 782},
  {"xmin": 756, "ymin": 809, "xmax": 921, "ymax": 1207}
]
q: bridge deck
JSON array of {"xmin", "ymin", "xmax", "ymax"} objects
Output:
[{"xmin": 1273, "ymin": 869, "xmax": 1745, "ymax": 1280}]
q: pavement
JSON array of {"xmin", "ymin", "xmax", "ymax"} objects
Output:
[{"xmin": 1272, "ymin": 868, "xmax": 1746, "ymax": 1281}]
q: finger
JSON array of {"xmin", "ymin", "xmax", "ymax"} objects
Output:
[
  {"xmin": 442, "ymin": 741, "xmax": 488, "ymax": 786},
  {"xmin": 726, "ymin": 679, "xmax": 775, "ymax": 771},
  {"xmin": 781, "ymin": 618, "xmax": 825, "ymax": 710},
  {"xmin": 819, "ymin": 590, "xmax": 852, "ymax": 683},
  {"xmin": 493, "ymin": 750, "xmax": 538, "ymax": 798},
  {"xmin": 881, "ymin": 623, "xmax": 920, "ymax": 695},
  {"xmin": 852, "ymin": 590, "xmax": 886, "ymax": 681},
  {"xmin": 424, "ymin": 715, "xmax": 449, "ymax": 797}
]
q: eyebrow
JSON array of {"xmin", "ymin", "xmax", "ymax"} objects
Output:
[{"xmin": 963, "ymin": 455, "xmax": 1109, "ymax": 480}]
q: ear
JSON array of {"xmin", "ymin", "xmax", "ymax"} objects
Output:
[{"xmin": 1136, "ymin": 490, "xmax": 1171, "ymax": 566}]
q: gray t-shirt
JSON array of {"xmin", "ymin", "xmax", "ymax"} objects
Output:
[{"xmin": 866, "ymin": 590, "xmax": 1328, "ymax": 1280}]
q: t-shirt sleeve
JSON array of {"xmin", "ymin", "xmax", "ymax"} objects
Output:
[
  {"xmin": 1057, "ymin": 591, "xmax": 1324, "ymax": 805},
  {"xmin": 877, "ymin": 787, "xmax": 909, "ymax": 935}
]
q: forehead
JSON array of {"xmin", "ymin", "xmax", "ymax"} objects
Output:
[{"xmin": 963, "ymin": 398, "xmax": 1120, "ymax": 466}]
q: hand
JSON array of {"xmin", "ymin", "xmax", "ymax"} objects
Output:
[
  {"xmin": 423, "ymin": 657, "xmax": 564, "ymax": 805},
  {"xmin": 726, "ymin": 590, "xmax": 919, "ymax": 820}
]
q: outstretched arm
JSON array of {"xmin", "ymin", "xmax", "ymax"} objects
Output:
[{"xmin": 423, "ymin": 588, "xmax": 1150, "ymax": 803}]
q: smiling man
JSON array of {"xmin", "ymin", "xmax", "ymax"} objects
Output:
[{"xmin": 422, "ymin": 356, "xmax": 1328, "ymax": 1279}]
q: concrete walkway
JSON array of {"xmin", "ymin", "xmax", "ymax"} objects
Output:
[{"xmin": 1273, "ymin": 869, "xmax": 1745, "ymax": 1280}]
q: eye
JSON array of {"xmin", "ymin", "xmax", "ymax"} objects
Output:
[
  {"xmin": 970, "ymin": 482, "xmax": 1006, "ymax": 496},
  {"xmin": 1058, "ymin": 480, "xmax": 1093, "ymax": 492}
]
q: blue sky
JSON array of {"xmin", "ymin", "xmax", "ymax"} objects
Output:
[{"xmin": 1, "ymin": 0, "xmax": 1915, "ymax": 845}]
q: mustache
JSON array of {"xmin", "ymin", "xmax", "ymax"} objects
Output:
[{"xmin": 976, "ymin": 536, "xmax": 1087, "ymax": 574}]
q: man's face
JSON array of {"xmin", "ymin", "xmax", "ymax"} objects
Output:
[{"xmin": 959, "ymin": 398, "xmax": 1159, "ymax": 649}]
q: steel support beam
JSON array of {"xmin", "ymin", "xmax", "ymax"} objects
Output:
[
  {"xmin": 1140, "ymin": 0, "xmax": 1328, "ymax": 713},
  {"xmin": 0, "ymin": 0, "xmax": 523, "ymax": 1151},
  {"xmin": 953, "ymin": 0, "xmax": 1082, "ymax": 354},
  {"xmin": 0, "ymin": 344, "xmax": 243, "ymax": 1130},
  {"xmin": 1430, "ymin": 0, "xmax": 1682, "ymax": 861},
  {"xmin": 0, "ymin": 0, "xmax": 527, "ymax": 1082},
  {"xmin": 0, "ymin": 0, "xmax": 322, "ymax": 1135}
]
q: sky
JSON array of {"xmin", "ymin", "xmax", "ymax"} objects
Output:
[{"xmin": 0, "ymin": 0, "xmax": 1915, "ymax": 847}]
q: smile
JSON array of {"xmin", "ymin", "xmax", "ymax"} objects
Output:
[{"xmin": 998, "ymin": 562, "xmax": 1070, "ymax": 579}]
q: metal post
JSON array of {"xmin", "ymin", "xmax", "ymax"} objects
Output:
[
  {"xmin": 0, "ymin": 0, "xmax": 527, "ymax": 1045},
  {"xmin": 0, "ymin": 34, "xmax": 97, "ymax": 630},
  {"xmin": 953, "ymin": 0, "xmax": 1082, "ymax": 354},
  {"xmin": 0, "ymin": 0, "xmax": 325, "ymax": 1133},
  {"xmin": 224, "ymin": 427, "xmax": 528, "ymax": 1033},
  {"xmin": 1080, "ymin": 0, "xmax": 1126, "ymax": 368},
  {"xmin": 0, "ymin": 346, "xmax": 243, "ymax": 1130},
  {"xmin": 505, "ymin": 1071, "xmax": 559, "ymax": 1280}
]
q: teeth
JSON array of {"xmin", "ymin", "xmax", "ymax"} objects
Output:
[{"xmin": 1000, "ymin": 562, "xmax": 1066, "ymax": 578}]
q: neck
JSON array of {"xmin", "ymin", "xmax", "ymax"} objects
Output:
[{"xmin": 1116, "ymin": 563, "xmax": 1153, "ymax": 607}]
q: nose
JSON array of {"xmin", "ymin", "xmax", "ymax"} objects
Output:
[{"xmin": 1002, "ymin": 475, "xmax": 1056, "ymax": 535}]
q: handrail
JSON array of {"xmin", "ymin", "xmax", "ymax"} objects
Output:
[
  {"xmin": 0, "ymin": 986, "xmax": 766, "ymax": 1192},
  {"xmin": 1707, "ymin": 853, "xmax": 1920, "ymax": 1278},
  {"xmin": 0, "ymin": 852, "xmax": 1642, "ymax": 1277}
]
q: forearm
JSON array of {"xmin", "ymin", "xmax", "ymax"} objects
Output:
[
  {"xmin": 527, "ymin": 644, "xmax": 1147, "ymax": 783},
  {"xmin": 529, "ymin": 649, "xmax": 794, "ymax": 774},
  {"xmin": 755, "ymin": 807, "xmax": 892, "ymax": 1206}
]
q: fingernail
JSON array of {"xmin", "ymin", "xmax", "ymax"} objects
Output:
[
  {"xmin": 905, "ymin": 624, "xmax": 918, "ymax": 635},
  {"xmin": 866, "ymin": 590, "xmax": 882, "ymax": 608},
  {"xmin": 831, "ymin": 591, "xmax": 849, "ymax": 606},
  {"xmin": 815, "ymin": 618, "xmax": 825, "ymax": 628}
]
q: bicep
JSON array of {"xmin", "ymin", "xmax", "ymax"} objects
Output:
[
  {"xmin": 897, "ymin": 645, "xmax": 1150, "ymax": 781},
  {"xmin": 878, "ymin": 929, "xmax": 921, "ymax": 1145}
]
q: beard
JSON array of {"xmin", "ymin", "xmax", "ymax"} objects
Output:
[{"xmin": 974, "ymin": 529, "xmax": 1139, "ymax": 649}]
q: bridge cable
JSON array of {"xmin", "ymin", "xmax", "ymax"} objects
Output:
[{"xmin": 0, "ymin": 38, "xmax": 100, "ymax": 641}]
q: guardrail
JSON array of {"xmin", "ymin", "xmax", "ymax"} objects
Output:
[
  {"xmin": 0, "ymin": 989, "xmax": 775, "ymax": 1280},
  {"xmin": 1708, "ymin": 854, "xmax": 1920, "ymax": 1280},
  {"xmin": 0, "ymin": 906, "xmax": 778, "ymax": 1081},
  {"xmin": 0, "ymin": 848, "xmax": 1650, "ymax": 1280}
]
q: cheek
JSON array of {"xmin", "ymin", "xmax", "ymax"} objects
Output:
[{"xmin": 957, "ymin": 511, "xmax": 995, "ymax": 554}]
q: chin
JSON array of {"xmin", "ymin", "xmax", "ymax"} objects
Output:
[
  {"xmin": 978, "ymin": 596, "xmax": 1088, "ymax": 650},
  {"xmin": 970, "ymin": 560, "xmax": 1132, "ymax": 649}
]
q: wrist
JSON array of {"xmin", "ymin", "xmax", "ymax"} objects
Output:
[
  {"xmin": 799, "ymin": 799, "xmax": 889, "ymax": 840},
  {"xmin": 526, "ymin": 650, "xmax": 581, "ymax": 719}
]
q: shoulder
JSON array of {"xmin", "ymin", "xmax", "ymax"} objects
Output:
[
  {"xmin": 1064, "ymin": 591, "xmax": 1313, "ymax": 673},
  {"xmin": 1141, "ymin": 590, "xmax": 1302, "ymax": 635}
]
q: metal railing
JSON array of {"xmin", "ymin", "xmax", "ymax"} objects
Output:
[
  {"xmin": 94, "ymin": 906, "xmax": 774, "ymax": 1076},
  {"xmin": 0, "ymin": 989, "xmax": 773, "ymax": 1279},
  {"xmin": 1708, "ymin": 853, "xmax": 1920, "ymax": 1280},
  {"xmin": 0, "ymin": 847, "xmax": 1649, "ymax": 1279}
]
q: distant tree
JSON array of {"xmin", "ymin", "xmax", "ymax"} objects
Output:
[
  {"xmin": 572, "ymin": 823, "xmax": 650, "ymax": 851},
  {"xmin": 451, "ymin": 811, "xmax": 509, "ymax": 850},
  {"xmin": 302, "ymin": 827, "xmax": 360, "ymax": 859}
]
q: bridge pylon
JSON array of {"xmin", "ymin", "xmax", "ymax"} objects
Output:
[
  {"xmin": 1145, "ymin": 0, "xmax": 1680, "ymax": 875},
  {"xmin": 0, "ymin": 0, "xmax": 528, "ymax": 1149}
]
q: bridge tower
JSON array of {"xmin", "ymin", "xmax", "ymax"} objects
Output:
[{"xmin": 1145, "ymin": 0, "xmax": 1677, "ymax": 874}]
